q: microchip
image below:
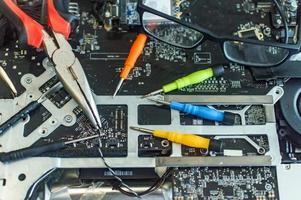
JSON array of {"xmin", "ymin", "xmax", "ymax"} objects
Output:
[{"xmin": 138, "ymin": 105, "xmax": 171, "ymax": 125}]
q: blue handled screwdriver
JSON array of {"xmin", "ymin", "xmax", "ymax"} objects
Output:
[{"xmin": 147, "ymin": 98, "xmax": 236, "ymax": 125}]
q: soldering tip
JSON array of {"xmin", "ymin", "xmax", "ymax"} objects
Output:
[{"xmin": 113, "ymin": 79, "xmax": 124, "ymax": 97}]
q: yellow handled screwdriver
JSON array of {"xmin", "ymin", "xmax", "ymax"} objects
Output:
[{"xmin": 130, "ymin": 126, "xmax": 222, "ymax": 152}]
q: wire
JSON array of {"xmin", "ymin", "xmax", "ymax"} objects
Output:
[
  {"xmin": 272, "ymin": 0, "xmax": 289, "ymax": 44},
  {"xmin": 96, "ymin": 130, "xmax": 171, "ymax": 198},
  {"xmin": 97, "ymin": 136, "xmax": 141, "ymax": 199},
  {"xmin": 113, "ymin": 168, "xmax": 172, "ymax": 197}
]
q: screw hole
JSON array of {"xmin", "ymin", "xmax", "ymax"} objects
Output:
[
  {"xmin": 258, "ymin": 148, "xmax": 265, "ymax": 155},
  {"xmin": 161, "ymin": 140, "xmax": 170, "ymax": 148},
  {"xmin": 1, "ymin": 179, "xmax": 6, "ymax": 186},
  {"xmin": 279, "ymin": 129, "xmax": 287, "ymax": 136},
  {"xmin": 18, "ymin": 174, "xmax": 26, "ymax": 181},
  {"xmin": 22, "ymin": 116, "xmax": 27, "ymax": 121},
  {"xmin": 40, "ymin": 128, "xmax": 47, "ymax": 135},
  {"xmin": 276, "ymin": 90, "xmax": 280, "ymax": 95}
]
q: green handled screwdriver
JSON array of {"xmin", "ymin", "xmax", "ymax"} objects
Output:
[{"xmin": 142, "ymin": 65, "xmax": 224, "ymax": 98}]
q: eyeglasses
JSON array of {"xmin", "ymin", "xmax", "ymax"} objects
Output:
[{"xmin": 137, "ymin": 0, "xmax": 301, "ymax": 67}]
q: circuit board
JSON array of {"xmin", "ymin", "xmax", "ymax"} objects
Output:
[
  {"xmin": 0, "ymin": 0, "xmax": 300, "ymax": 199},
  {"xmin": 173, "ymin": 167, "xmax": 279, "ymax": 200},
  {"xmin": 0, "ymin": 0, "xmax": 279, "ymax": 158},
  {"xmin": 0, "ymin": 0, "xmax": 280, "ymax": 99}
]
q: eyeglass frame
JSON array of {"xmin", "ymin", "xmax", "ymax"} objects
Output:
[{"xmin": 137, "ymin": 0, "xmax": 301, "ymax": 63}]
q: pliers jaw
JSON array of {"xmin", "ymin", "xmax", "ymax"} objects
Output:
[{"xmin": 47, "ymin": 32, "xmax": 102, "ymax": 129}]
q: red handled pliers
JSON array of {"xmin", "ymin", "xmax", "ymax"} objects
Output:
[{"xmin": 0, "ymin": 0, "xmax": 102, "ymax": 129}]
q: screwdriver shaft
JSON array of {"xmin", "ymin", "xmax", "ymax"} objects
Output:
[
  {"xmin": 65, "ymin": 134, "xmax": 99, "ymax": 144},
  {"xmin": 113, "ymin": 78, "xmax": 124, "ymax": 97}
]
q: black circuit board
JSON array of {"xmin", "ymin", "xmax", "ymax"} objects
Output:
[
  {"xmin": 138, "ymin": 135, "xmax": 172, "ymax": 157},
  {"xmin": 181, "ymin": 105, "xmax": 266, "ymax": 126},
  {"xmin": 181, "ymin": 135, "xmax": 269, "ymax": 157},
  {"xmin": 173, "ymin": 166, "xmax": 279, "ymax": 200},
  {"xmin": 33, "ymin": 105, "xmax": 128, "ymax": 157},
  {"xmin": 0, "ymin": 0, "xmax": 295, "ymax": 158},
  {"xmin": 0, "ymin": 0, "xmax": 283, "ymax": 100}
]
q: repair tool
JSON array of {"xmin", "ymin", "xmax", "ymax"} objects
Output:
[
  {"xmin": 113, "ymin": 33, "xmax": 148, "ymax": 97},
  {"xmin": 0, "ymin": 134, "xmax": 99, "ymax": 163},
  {"xmin": 0, "ymin": 66, "xmax": 17, "ymax": 97},
  {"xmin": 0, "ymin": 82, "xmax": 63, "ymax": 135},
  {"xmin": 130, "ymin": 126, "xmax": 222, "ymax": 152},
  {"xmin": 147, "ymin": 98, "xmax": 236, "ymax": 125},
  {"xmin": 0, "ymin": 0, "xmax": 102, "ymax": 129},
  {"xmin": 143, "ymin": 65, "xmax": 225, "ymax": 98}
]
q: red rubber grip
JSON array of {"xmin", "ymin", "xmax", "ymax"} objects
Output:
[
  {"xmin": 48, "ymin": 0, "xmax": 71, "ymax": 39},
  {"xmin": 1, "ymin": 0, "xmax": 44, "ymax": 48}
]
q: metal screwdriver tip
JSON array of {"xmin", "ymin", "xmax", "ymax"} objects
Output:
[
  {"xmin": 130, "ymin": 126, "xmax": 153, "ymax": 134},
  {"xmin": 146, "ymin": 97, "xmax": 170, "ymax": 106},
  {"xmin": 141, "ymin": 89, "xmax": 163, "ymax": 99},
  {"xmin": 64, "ymin": 134, "xmax": 99, "ymax": 145},
  {"xmin": 113, "ymin": 79, "xmax": 124, "ymax": 97}
]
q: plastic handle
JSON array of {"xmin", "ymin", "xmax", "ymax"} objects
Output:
[
  {"xmin": 48, "ymin": 0, "xmax": 72, "ymax": 39},
  {"xmin": 120, "ymin": 33, "xmax": 148, "ymax": 79},
  {"xmin": 0, "ymin": 101, "xmax": 40, "ymax": 135},
  {"xmin": 0, "ymin": 0, "xmax": 44, "ymax": 48},
  {"xmin": 170, "ymin": 101, "xmax": 225, "ymax": 122},
  {"xmin": 153, "ymin": 130, "xmax": 210, "ymax": 149},
  {"xmin": 0, "ymin": 142, "xmax": 65, "ymax": 163},
  {"xmin": 163, "ymin": 68, "xmax": 214, "ymax": 93}
]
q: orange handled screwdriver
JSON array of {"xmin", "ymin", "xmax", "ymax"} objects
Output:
[{"xmin": 113, "ymin": 33, "xmax": 148, "ymax": 97}]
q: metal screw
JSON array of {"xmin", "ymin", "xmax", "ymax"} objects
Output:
[
  {"xmin": 64, "ymin": 115, "xmax": 73, "ymax": 123},
  {"xmin": 25, "ymin": 77, "xmax": 32, "ymax": 84},
  {"xmin": 285, "ymin": 165, "xmax": 291, "ymax": 170}
]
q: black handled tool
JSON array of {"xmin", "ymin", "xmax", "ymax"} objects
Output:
[
  {"xmin": 0, "ymin": 82, "xmax": 63, "ymax": 135},
  {"xmin": 0, "ymin": 134, "xmax": 99, "ymax": 163}
]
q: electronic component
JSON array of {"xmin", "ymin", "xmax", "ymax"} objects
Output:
[
  {"xmin": 180, "ymin": 105, "xmax": 266, "ymax": 126},
  {"xmin": 92, "ymin": 0, "xmax": 140, "ymax": 31},
  {"xmin": 138, "ymin": 135, "xmax": 172, "ymax": 157},
  {"xmin": 277, "ymin": 79, "xmax": 301, "ymax": 163},
  {"xmin": 39, "ymin": 76, "xmax": 72, "ymax": 108},
  {"xmin": 173, "ymin": 167, "xmax": 279, "ymax": 200},
  {"xmin": 138, "ymin": 105, "xmax": 171, "ymax": 125}
]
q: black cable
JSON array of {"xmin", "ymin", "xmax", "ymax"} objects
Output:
[
  {"xmin": 113, "ymin": 168, "xmax": 172, "ymax": 197},
  {"xmin": 272, "ymin": 0, "xmax": 289, "ymax": 43},
  {"xmin": 97, "ymin": 135, "xmax": 142, "ymax": 199}
]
